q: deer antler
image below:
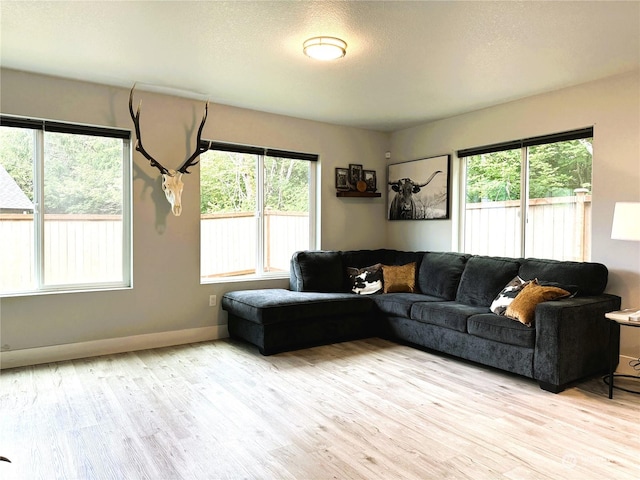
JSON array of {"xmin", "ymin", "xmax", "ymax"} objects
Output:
[
  {"xmin": 128, "ymin": 85, "xmax": 170, "ymax": 175},
  {"xmin": 177, "ymin": 101, "xmax": 211, "ymax": 175},
  {"xmin": 127, "ymin": 84, "xmax": 212, "ymax": 216}
]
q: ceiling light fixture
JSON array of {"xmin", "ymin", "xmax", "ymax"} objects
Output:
[{"xmin": 303, "ymin": 36, "xmax": 347, "ymax": 61}]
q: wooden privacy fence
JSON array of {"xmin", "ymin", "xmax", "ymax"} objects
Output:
[
  {"xmin": 464, "ymin": 193, "xmax": 591, "ymax": 261},
  {"xmin": 1, "ymin": 196, "xmax": 589, "ymax": 291},
  {"xmin": 0, "ymin": 211, "xmax": 310, "ymax": 290},
  {"xmin": 0, "ymin": 214, "xmax": 123, "ymax": 291},
  {"xmin": 200, "ymin": 211, "xmax": 310, "ymax": 278}
]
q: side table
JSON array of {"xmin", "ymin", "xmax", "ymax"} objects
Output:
[{"xmin": 604, "ymin": 313, "xmax": 640, "ymax": 399}]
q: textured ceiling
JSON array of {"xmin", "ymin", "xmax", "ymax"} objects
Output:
[{"xmin": 1, "ymin": 1, "xmax": 639, "ymax": 132}]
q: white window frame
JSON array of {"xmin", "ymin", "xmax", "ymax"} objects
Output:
[
  {"xmin": 200, "ymin": 142, "xmax": 317, "ymax": 283},
  {"xmin": 458, "ymin": 127, "xmax": 593, "ymax": 259},
  {"xmin": 0, "ymin": 115, "xmax": 132, "ymax": 295}
]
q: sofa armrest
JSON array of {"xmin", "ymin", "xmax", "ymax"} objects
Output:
[{"xmin": 533, "ymin": 294, "xmax": 621, "ymax": 389}]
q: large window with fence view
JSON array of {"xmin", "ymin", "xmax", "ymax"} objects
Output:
[
  {"xmin": 200, "ymin": 142, "xmax": 316, "ymax": 280},
  {"xmin": 0, "ymin": 116, "xmax": 131, "ymax": 295},
  {"xmin": 459, "ymin": 128, "xmax": 593, "ymax": 261}
]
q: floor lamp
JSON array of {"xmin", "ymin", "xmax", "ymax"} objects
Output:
[
  {"xmin": 611, "ymin": 201, "xmax": 640, "ymax": 319},
  {"xmin": 607, "ymin": 202, "xmax": 640, "ymax": 397}
]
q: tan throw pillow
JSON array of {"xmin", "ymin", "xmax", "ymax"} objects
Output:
[
  {"xmin": 505, "ymin": 281, "xmax": 570, "ymax": 326},
  {"xmin": 382, "ymin": 262, "xmax": 416, "ymax": 293}
]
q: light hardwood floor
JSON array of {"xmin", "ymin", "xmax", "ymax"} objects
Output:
[{"xmin": 0, "ymin": 338, "xmax": 638, "ymax": 480}]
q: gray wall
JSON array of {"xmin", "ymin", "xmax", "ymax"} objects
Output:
[
  {"xmin": 1, "ymin": 68, "xmax": 638, "ymax": 368},
  {"xmin": 0, "ymin": 69, "xmax": 389, "ymax": 355},
  {"xmin": 389, "ymin": 71, "xmax": 640, "ymax": 361}
]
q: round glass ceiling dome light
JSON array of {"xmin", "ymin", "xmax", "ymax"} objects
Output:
[{"xmin": 303, "ymin": 36, "xmax": 347, "ymax": 61}]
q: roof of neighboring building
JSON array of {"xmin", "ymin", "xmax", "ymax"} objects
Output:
[{"xmin": 0, "ymin": 164, "xmax": 33, "ymax": 211}]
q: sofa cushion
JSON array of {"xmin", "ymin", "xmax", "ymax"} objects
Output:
[
  {"xmin": 418, "ymin": 251, "xmax": 470, "ymax": 300},
  {"xmin": 382, "ymin": 263, "xmax": 416, "ymax": 293},
  {"xmin": 341, "ymin": 249, "xmax": 392, "ymax": 270},
  {"xmin": 222, "ymin": 289, "xmax": 372, "ymax": 325},
  {"xmin": 467, "ymin": 313, "xmax": 536, "ymax": 348},
  {"xmin": 519, "ymin": 258, "xmax": 608, "ymax": 296},
  {"xmin": 370, "ymin": 293, "xmax": 441, "ymax": 318},
  {"xmin": 410, "ymin": 301, "xmax": 489, "ymax": 332},
  {"xmin": 381, "ymin": 250, "xmax": 427, "ymax": 268},
  {"xmin": 290, "ymin": 250, "xmax": 344, "ymax": 292},
  {"xmin": 537, "ymin": 280, "xmax": 579, "ymax": 298},
  {"xmin": 456, "ymin": 256, "xmax": 522, "ymax": 307}
]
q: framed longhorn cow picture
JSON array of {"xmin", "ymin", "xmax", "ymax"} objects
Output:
[{"xmin": 387, "ymin": 154, "xmax": 450, "ymax": 220}]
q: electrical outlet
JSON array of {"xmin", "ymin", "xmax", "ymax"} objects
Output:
[{"xmin": 209, "ymin": 295, "xmax": 217, "ymax": 307}]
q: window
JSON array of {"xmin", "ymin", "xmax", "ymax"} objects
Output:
[
  {"xmin": 0, "ymin": 116, "xmax": 131, "ymax": 294},
  {"xmin": 200, "ymin": 142, "xmax": 316, "ymax": 280},
  {"xmin": 458, "ymin": 128, "xmax": 593, "ymax": 261}
]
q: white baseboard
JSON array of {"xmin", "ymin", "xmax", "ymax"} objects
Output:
[
  {"xmin": 0, "ymin": 325, "xmax": 229, "ymax": 370},
  {"xmin": 617, "ymin": 355, "xmax": 640, "ymax": 376},
  {"xmin": 3, "ymin": 332, "xmax": 635, "ymax": 381}
]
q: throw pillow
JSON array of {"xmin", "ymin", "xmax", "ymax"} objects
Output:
[
  {"xmin": 347, "ymin": 264, "xmax": 383, "ymax": 295},
  {"xmin": 505, "ymin": 281, "xmax": 571, "ymax": 326},
  {"xmin": 490, "ymin": 276, "xmax": 531, "ymax": 315},
  {"xmin": 382, "ymin": 262, "xmax": 416, "ymax": 293}
]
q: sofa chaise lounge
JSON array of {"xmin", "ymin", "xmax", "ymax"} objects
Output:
[{"xmin": 222, "ymin": 249, "xmax": 621, "ymax": 393}]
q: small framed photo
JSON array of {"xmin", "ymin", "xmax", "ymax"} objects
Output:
[
  {"xmin": 335, "ymin": 167, "xmax": 350, "ymax": 190},
  {"xmin": 349, "ymin": 164, "xmax": 363, "ymax": 185},
  {"xmin": 363, "ymin": 170, "xmax": 377, "ymax": 192}
]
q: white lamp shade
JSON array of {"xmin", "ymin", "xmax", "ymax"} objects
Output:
[{"xmin": 611, "ymin": 202, "xmax": 640, "ymax": 241}]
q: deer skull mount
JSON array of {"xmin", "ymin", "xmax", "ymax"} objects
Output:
[{"xmin": 128, "ymin": 85, "xmax": 210, "ymax": 216}]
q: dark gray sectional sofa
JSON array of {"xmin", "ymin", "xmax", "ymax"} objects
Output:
[{"xmin": 222, "ymin": 249, "xmax": 621, "ymax": 393}]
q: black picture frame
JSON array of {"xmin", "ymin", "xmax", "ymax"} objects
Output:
[
  {"xmin": 335, "ymin": 167, "xmax": 350, "ymax": 190},
  {"xmin": 363, "ymin": 170, "xmax": 377, "ymax": 192},
  {"xmin": 349, "ymin": 164, "xmax": 363, "ymax": 186},
  {"xmin": 387, "ymin": 154, "xmax": 450, "ymax": 220}
]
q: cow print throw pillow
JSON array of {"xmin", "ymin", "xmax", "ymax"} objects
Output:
[
  {"xmin": 490, "ymin": 276, "xmax": 531, "ymax": 315},
  {"xmin": 347, "ymin": 264, "xmax": 384, "ymax": 295}
]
